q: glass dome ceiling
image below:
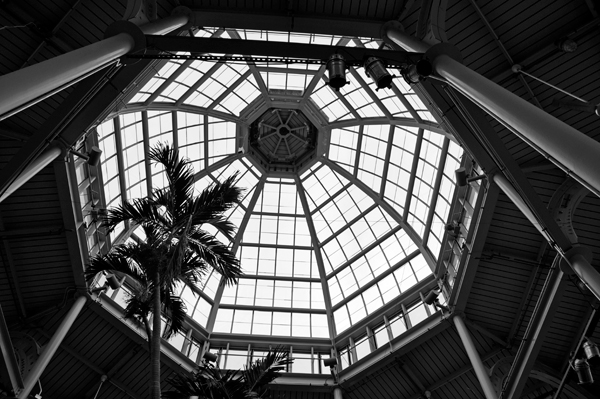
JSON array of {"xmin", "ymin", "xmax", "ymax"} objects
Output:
[{"xmin": 90, "ymin": 27, "xmax": 463, "ymax": 346}]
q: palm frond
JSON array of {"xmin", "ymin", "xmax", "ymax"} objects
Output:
[
  {"xmin": 148, "ymin": 143, "xmax": 195, "ymax": 219},
  {"xmin": 86, "ymin": 245, "xmax": 146, "ymax": 284},
  {"xmin": 243, "ymin": 347, "xmax": 292, "ymax": 397},
  {"xmin": 187, "ymin": 231, "xmax": 243, "ymax": 285},
  {"xmin": 161, "ymin": 294, "xmax": 187, "ymax": 339},
  {"xmin": 164, "ymin": 363, "xmax": 245, "ymax": 399},
  {"xmin": 103, "ymin": 198, "xmax": 164, "ymax": 233},
  {"xmin": 123, "ymin": 291, "xmax": 152, "ymax": 322}
]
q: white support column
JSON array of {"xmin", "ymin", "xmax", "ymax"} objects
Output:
[
  {"xmin": 0, "ymin": 304, "xmax": 24, "ymax": 394},
  {"xmin": 333, "ymin": 387, "xmax": 343, "ymax": 399},
  {"xmin": 18, "ymin": 295, "xmax": 88, "ymax": 399},
  {"xmin": 0, "ymin": 145, "xmax": 63, "ymax": 203},
  {"xmin": 382, "ymin": 22, "xmax": 600, "ymax": 196},
  {"xmin": 0, "ymin": 13, "xmax": 188, "ymax": 120},
  {"xmin": 453, "ymin": 315, "xmax": 497, "ymax": 399}
]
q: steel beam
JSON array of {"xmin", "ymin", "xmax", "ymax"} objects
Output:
[
  {"xmin": 0, "ymin": 14, "xmax": 189, "ymax": 208},
  {"xmin": 34, "ymin": 328, "xmax": 141, "ymax": 399},
  {"xmin": 453, "ymin": 315, "xmax": 498, "ymax": 399},
  {"xmin": 501, "ymin": 256, "xmax": 566, "ymax": 399},
  {"xmin": 467, "ymin": 0, "xmax": 542, "ymax": 108},
  {"xmin": 0, "ymin": 145, "xmax": 63, "ymax": 204},
  {"xmin": 18, "ymin": 295, "xmax": 88, "ymax": 399},
  {"xmin": 0, "ymin": 214, "xmax": 27, "ymax": 318},
  {"xmin": 0, "ymin": 304, "xmax": 24, "ymax": 394},
  {"xmin": 145, "ymin": 35, "xmax": 421, "ymax": 66}
]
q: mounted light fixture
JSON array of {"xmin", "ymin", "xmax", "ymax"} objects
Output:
[
  {"xmin": 90, "ymin": 272, "xmax": 122, "ymax": 294},
  {"xmin": 70, "ymin": 146, "xmax": 102, "ymax": 166},
  {"xmin": 423, "ymin": 289, "xmax": 450, "ymax": 312},
  {"xmin": 445, "ymin": 221, "xmax": 461, "ymax": 237},
  {"xmin": 573, "ymin": 358, "xmax": 594, "ymax": 385},
  {"xmin": 556, "ymin": 37, "xmax": 577, "ymax": 53},
  {"xmin": 583, "ymin": 338, "xmax": 600, "ymax": 362},
  {"xmin": 203, "ymin": 351, "xmax": 218, "ymax": 363},
  {"xmin": 455, "ymin": 167, "xmax": 486, "ymax": 187},
  {"xmin": 364, "ymin": 57, "xmax": 393, "ymax": 90},
  {"xmin": 326, "ymin": 54, "xmax": 348, "ymax": 91},
  {"xmin": 401, "ymin": 59, "xmax": 433, "ymax": 84},
  {"xmin": 323, "ymin": 357, "xmax": 337, "ymax": 367}
]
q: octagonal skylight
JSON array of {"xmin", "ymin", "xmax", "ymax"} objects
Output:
[{"xmin": 89, "ymin": 26, "xmax": 463, "ymax": 349}]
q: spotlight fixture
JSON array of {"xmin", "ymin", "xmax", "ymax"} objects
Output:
[
  {"xmin": 423, "ymin": 289, "xmax": 440, "ymax": 305},
  {"xmin": 323, "ymin": 357, "xmax": 338, "ymax": 368},
  {"xmin": 70, "ymin": 146, "xmax": 103, "ymax": 166},
  {"xmin": 203, "ymin": 351, "xmax": 218, "ymax": 363},
  {"xmin": 455, "ymin": 167, "xmax": 486, "ymax": 187},
  {"xmin": 583, "ymin": 338, "xmax": 600, "ymax": 362},
  {"xmin": 556, "ymin": 37, "xmax": 577, "ymax": 53},
  {"xmin": 326, "ymin": 54, "xmax": 348, "ymax": 91},
  {"xmin": 445, "ymin": 221, "xmax": 461, "ymax": 237},
  {"xmin": 364, "ymin": 57, "xmax": 393, "ymax": 90},
  {"xmin": 401, "ymin": 59, "xmax": 433, "ymax": 84},
  {"xmin": 573, "ymin": 358, "xmax": 594, "ymax": 385},
  {"xmin": 90, "ymin": 272, "xmax": 123, "ymax": 294},
  {"xmin": 423, "ymin": 289, "xmax": 450, "ymax": 312}
]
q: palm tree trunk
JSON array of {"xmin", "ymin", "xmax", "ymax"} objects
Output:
[{"xmin": 151, "ymin": 269, "xmax": 162, "ymax": 399}]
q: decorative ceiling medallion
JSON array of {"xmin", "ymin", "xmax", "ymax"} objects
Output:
[{"xmin": 247, "ymin": 108, "xmax": 318, "ymax": 174}]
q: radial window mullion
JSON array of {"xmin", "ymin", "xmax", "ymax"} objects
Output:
[
  {"xmin": 171, "ymin": 111, "xmax": 178, "ymax": 151},
  {"xmin": 379, "ymin": 125, "xmax": 395, "ymax": 197},
  {"xmin": 391, "ymin": 84, "xmax": 421, "ymax": 122},
  {"xmin": 352, "ymin": 125, "xmax": 364, "ymax": 178},
  {"xmin": 296, "ymin": 176, "xmax": 337, "ymax": 339},
  {"xmin": 402, "ymin": 129, "xmax": 424, "ymax": 221},
  {"xmin": 113, "ymin": 116, "xmax": 128, "ymax": 205},
  {"xmin": 141, "ymin": 111, "xmax": 153, "ymax": 198},
  {"xmin": 422, "ymin": 138, "xmax": 449, "ymax": 247}
]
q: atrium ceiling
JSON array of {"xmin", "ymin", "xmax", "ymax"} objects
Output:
[
  {"xmin": 1, "ymin": 0, "xmax": 600, "ymax": 398},
  {"xmin": 91, "ymin": 26, "xmax": 462, "ymax": 345}
]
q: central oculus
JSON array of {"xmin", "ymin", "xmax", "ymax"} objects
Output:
[{"xmin": 248, "ymin": 108, "xmax": 318, "ymax": 174}]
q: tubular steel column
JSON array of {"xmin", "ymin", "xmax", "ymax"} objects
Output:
[
  {"xmin": 333, "ymin": 387, "xmax": 343, "ymax": 399},
  {"xmin": 18, "ymin": 295, "xmax": 88, "ymax": 399},
  {"xmin": 0, "ymin": 145, "xmax": 63, "ymax": 203},
  {"xmin": 0, "ymin": 304, "xmax": 24, "ymax": 394},
  {"xmin": 0, "ymin": 13, "xmax": 188, "ymax": 120},
  {"xmin": 500, "ymin": 256, "xmax": 566, "ymax": 399},
  {"xmin": 382, "ymin": 22, "xmax": 600, "ymax": 197},
  {"xmin": 453, "ymin": 315, "xmax": 498, "ymax": 399}
]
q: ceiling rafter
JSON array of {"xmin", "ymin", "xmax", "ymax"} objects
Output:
[{"xmin": 467, "ymin": 0, "xmax": 542, "ymax": 108}]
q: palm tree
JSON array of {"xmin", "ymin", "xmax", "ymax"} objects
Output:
[
  {"xmin": 85, "ymin": 143, "xmax": 244, "ymax": 399},
  {"xmin": 162, "ymin": 347, "xmax": 292, "ymax": 399}
]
